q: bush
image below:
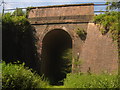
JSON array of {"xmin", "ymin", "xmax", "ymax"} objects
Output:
[
  {"xmin": 2, "ymin": 12, "xmax": 37, "ymax": 67},
  {"xmin": 64, "ymin": 73, "xmax": 120, "ymax": 88},
  {"xmin": 93, "ymin": 11, "xmax": 119, "ymax": 41},
  {"xmin": 61, "ymin": 49, "xmax": 72, "ymax": 74},
  {"xmin": 2, "ymin": 61, "xmax": 49, "ymax": 89},
  {"xmin": 76, "ymin": 27, "xmax": 87, "ymax": 41}
]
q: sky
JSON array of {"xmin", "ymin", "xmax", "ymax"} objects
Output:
[{"xmin": 0, "ymin": 0, "xmax": 109, "ymax": 14}]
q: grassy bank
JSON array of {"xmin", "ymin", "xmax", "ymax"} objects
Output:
[
  {"xmin": 64, "ymin": 73, "xmax": 120, "ymax": 88},
  {"xmin": 2, "ymin": 61, "xmax": 120, "ymax": 89}
]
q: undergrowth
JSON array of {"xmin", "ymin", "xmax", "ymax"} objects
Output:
[
  {"xmin": 93, "ymin": 11, "xmax": 119, "ymax": 41},
  {"xmin": 64, "ymin": 73, "xmax": 120, "ymax": 88},
  {"xmin": 2, "ymin": 61, "xmax": 49, "ymax": 89},
  {"xmin": 2, "ymin": 61, "xmax": 120, "ymax": 89}
]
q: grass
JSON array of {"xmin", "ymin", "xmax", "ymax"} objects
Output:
[
  {"xmin": 47, "ymin": 85, "xmax": 65, "ymax": 88},
  {"xmin": 44, "ymin": 73, "xmax": 120, "ymax": 88},
  {"xmin": 64, "ymin": 73, "xmax": 120, "ymax": 88},
  {"xmin": 1, "ymin": 61, "xmax": 120, "ymax": 88}
]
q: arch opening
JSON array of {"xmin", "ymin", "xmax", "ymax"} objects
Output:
[{"xmin": 41, "ymin": 29, "xmax": 72, "ymax": 85}]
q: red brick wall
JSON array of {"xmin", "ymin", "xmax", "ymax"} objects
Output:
[{"xmin": 28, "ymin": 4, "xmax": 94, "ymax": 18}]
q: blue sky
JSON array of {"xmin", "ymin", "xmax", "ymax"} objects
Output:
[{"xmin": 0, "ymin": 0, "xmax": 108, "ymax": 14}]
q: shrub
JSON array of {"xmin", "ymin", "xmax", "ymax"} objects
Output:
[
  {"xmin": 75, "ymin": 27, "xmax": 87, "ymax": 41},
  {"xmin": 64, "ymin": 73, "xmax": 120, "ymax": 88},
  {"xmin": 2, "ymin": 12, "xmax": 37, "ymax": 66},
  {"xmin": 2, "ymin": 61, "xmax": 49, "ymax": 89},
  {"xmin": 93, "ymin": 11, "xmax": 119, "ymax": 41},
  {"xmin": 61, "ymin": 49, "xmax": 72, "ymax": 74}
]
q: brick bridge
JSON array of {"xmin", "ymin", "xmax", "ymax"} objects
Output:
[{"xmin": 28, "ymin": 3, "xmax": 118, "ymax": 84}]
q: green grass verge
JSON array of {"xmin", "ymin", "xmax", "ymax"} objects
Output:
[{"xmin": 64, "ymin": 73, "xmax": 120, "ymax": 88}]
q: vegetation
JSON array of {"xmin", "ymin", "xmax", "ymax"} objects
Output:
[
  {"xmin": 61, "ymin": 49, "xmax": 72, "ymax": 75},
  {"xmin": 93, "ymin": 11, "xmax": 119, "ymax": 41},
  {"xmin": 0, "ymin": 13, "xmax": 1, "ymax": 31},
  {"xmin": 12, "ymin": 8, "xmax": 26, "ymax": 16},
  {"xmin": 0, "ymin": 61, "xmax": 2, "ymax": 89},
  {"xmin": 75, "ymin": 27, "xmax": 87, "ymax": 41},
  {"xmin": 93, "ymin": 1, "xmax": 119, "ymax": 42},
  {"xmin": 2, "ymin": 61, "xmax": 49, "ymax": 89},
  {"xmin": 2, "ymin": 61, "xmax": 120, "ymax": 89},
  {"xmin": 2, "ymin": 54, "xmax": 118, "ymax": 86},
  {"xmin": 2, "ymin": 4, "xmax": 119, "ymax": 88},
  {"xmin": 2, "ymin": 13, "xmax": 37, "ymax": 68},
  {"xmin": 64, "ymin": 73, "xmax": 120, "ymax": 88},
  {"xmin": 106, "ymin": 1, "xmax": 120, "ymax": 10}
]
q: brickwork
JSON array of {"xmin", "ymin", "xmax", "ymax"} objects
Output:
[
  {"xmin": 28, "ymin": 3, "xmax": 118, "ymax": 74},
  {"xmin": 28, "ymin": 3, "xmax": 94, "ymax": 18},
  {"xmin": 28, "ymin": 3, "xmax": 94, "ymax": 24},
  {"xmin": 80, "ymin": 23, "xmax": 118, "ymax": 74}
]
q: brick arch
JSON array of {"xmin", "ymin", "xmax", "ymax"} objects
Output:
[{"xmin": 40, "ymin": 27, "xmax": 75, "ymax": 42}]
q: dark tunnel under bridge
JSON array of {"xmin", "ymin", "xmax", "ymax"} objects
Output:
[{"xmin": 41, "ymin": 29, "xmax": 72, "ymax": 85}]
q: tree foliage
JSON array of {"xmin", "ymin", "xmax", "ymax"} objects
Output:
[
  {"xmin": 93, "ymin": 11, "xmax": 119, "ymax": 41},
  {"xmin": 61, "ymin": 49, "xmax": 72, "ymax": 74},
  {"xmin": 2, "ymin": 13, "xmax": 37, "ymax": 70},
  {"xmin": 12, "ymin": 8, "xmax": 25, "ymax": 16},
  {"xmin": 106, "ymin": 1, "xmax": 120, "ymax": 11}
]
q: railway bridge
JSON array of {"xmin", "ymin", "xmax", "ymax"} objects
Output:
[{"xmin": 28, "ymin": 3, "xmax": 118, "ymax": 84}]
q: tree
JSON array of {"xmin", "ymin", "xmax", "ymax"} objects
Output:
[
  {"xmin": 105, "ymin": 1, "xmax": 120, "ymax": 74},
  {"xmin": 106, "ymin": 1, "xmax": 120, "ymax": 11},
  {"xmin": 12, "ymin": 8, "xmax": 25, "ymax": 16}
]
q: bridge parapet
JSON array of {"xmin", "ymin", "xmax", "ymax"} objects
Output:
[{"xmin": 28, "ymin": 3, "xmax": 94, "ymax": 24}]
